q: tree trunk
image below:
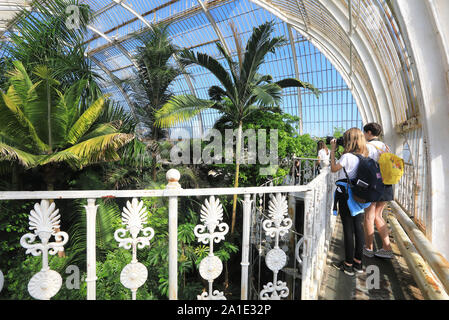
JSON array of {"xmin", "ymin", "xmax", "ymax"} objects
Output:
[
  {"xmin": 231, "ymin": 121, "xmax": 243, "ymax": 235},
  {"xmin": 11, "ymin": 164, "xmax": 19, "ymax": 191},
  {"xmin": 152, "ymin": 154, "xmax": 157, "ymax": 182}
]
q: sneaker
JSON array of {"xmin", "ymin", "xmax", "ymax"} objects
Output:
[
  {"xmin": 375, "ymin": 248, "xmax": 394, "ymax": 259},
  {"xmin": 363, "ymin": 247, "xmax": 374, "ymax": 258},
  {"xmin": 332, "ymin": 261, "xmax": 355, "ymax": 276},
  {"xmin": 353, "ymin": 261, "xmax": 364, "ymax": 273}
]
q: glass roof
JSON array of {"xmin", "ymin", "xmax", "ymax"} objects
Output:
[{"xmin": 1, "ymin": 0, "xmax": 373, "ymax": 138}]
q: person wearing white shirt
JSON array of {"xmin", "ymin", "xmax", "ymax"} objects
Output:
[
  {"xmin": 330, "ymin": 128, "xmax": 369, "ymax": 275},
  {"xmin": 317, "ymin": 140, "xmax": 330, "ymax": 169},
  {"xmin": 363, "ymin": 123, "xmax": 394, "ymax": 259}
]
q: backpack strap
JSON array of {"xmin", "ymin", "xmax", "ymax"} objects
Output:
[
  {"xmin": 342, "ymin": 167, "xmax": 351, "ymax": 186},
  {"xmin": 368, "ymin": 142, "xmax": 390, "ymax": 154}
]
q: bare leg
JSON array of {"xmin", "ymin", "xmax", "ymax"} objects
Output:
[
  {"xmin": 364, "ymin": 203, "xmax": 376, "ymax": 251},
  {"xmin": 374, "ymin": 202, "xmax": 392, "ymax": 251}
]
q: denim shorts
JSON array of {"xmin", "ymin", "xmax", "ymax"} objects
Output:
[{"xmin": 378, "ymin": 184, "xmax": 394, "ymax": 202}]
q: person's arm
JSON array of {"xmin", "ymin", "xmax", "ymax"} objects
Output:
[{"xmin": 330, "ymin": 139, "xmax": 343, "ymax": 173}]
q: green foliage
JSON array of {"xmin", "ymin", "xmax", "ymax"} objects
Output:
[
  {"xmin": 95, "ymin": 249, "xmax": 155, "ymax": 300},
  {"xmin": 1, "ymin": 254, "xmax": 85, "ymax": 300},
  {"xmin": 0, "ymin": 201, "xmax": 34, "ymax": 272},
  {"xmin": 142, "ymin": 197, "xmax": 237, "ymax": 299},
  {"xmin": 122, "ymin": 23, "xmax": 185, "ymax": 181},
  {"xmin": 0, "ymin": 62, "xmax": 134, "ymax": 175},
  {"xmin": 212, "ymin": 107, "xmax": 318, "ymax": 187},
  {"xmin": 2, "ymin": 0, "xmax": 100, "ymax": 95}
]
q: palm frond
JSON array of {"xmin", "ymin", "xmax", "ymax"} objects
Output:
[
  {"xmin": 241, "ymin": 21, "xmax": 286, "ymax": 86},
  {"xmin": 179, "ymin": 49, "xmax": 236, "ymax": 100},
  {"xmin": 155, "ymin": 95, "xmax": 216, "ymax": 128},
  {"xmin": 208, "ymin": 86, "xmax": 227, "ymax": 102},
  {"xmin": 276, "ymin": 78, "xmax": 321, "ymax": 98},
  {"xmin": 6, "ymin": 61, "xmax": 34, "ymax": 104},
  {"xmin": 66, "ymin": 95, "xmax": 109, "ymax": 145},
  {"xmin": 39, "ymin": 149, "xmax": 81, "ymax": 169},
  {"xmin": 0, "ymin": 142, "xmax": 41, "ymax": 168},
  {"xmin": 251, "ymin": 83, "xmax": 282, "ymax": 107},
  {"xmin": 63, "ymin": 133, "xmax": 135, "ymax": 167},
  {"xmin": 1, "ymin": 89, "xmax": 49, "ymax": 152}
]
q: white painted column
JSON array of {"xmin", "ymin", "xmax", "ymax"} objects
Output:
[
  {"xmin": 85, "ymin": 198, "xmax": 98, "ymax": 300},
  {"xmin": 395, "ymin": 0, "xmax": 449, "ymax": 259},
  {"xmin": 166, "ymin": 169, "xmax": 181, "ymax": 300},
  {"xmin": 0, "ymin": 269, "xmax": 3, "ymax": 294},
  {"xmin": 240, "ymin": 194, "xmax": 252, "ymax": 300},
  {"xmin": 301, "ymin": 189, "xmax": 314, "ymax": 300}
]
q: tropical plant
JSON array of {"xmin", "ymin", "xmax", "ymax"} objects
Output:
[
  {"xmin": 142, "ymin": 197, "xmax": 238, "ymax": 299},
  {"xmin": 123, "ymin": 23, "xmax": 186, "ymax": 181},
  {"xmin": 213, "ymin": 106, "xmax": 317, "ymax": 187},
  {"xmin": 3, "ymin": 0, "xmax": 101, "ymax": 99},
  {"xmin": 0, "ymin": 61, "xmax": 134, "ymax": 191},
  {"xmin": 155, "ymin": 21, "xmax": 320, "ymax": 234}
]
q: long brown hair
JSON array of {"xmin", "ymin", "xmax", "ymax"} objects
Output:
[
  {"xmin": 343, "ymin": 128, "xmax": 369, "ymax": 157},
  {"xmin": 317, "ymin": 140, "xmax": 329, "ymax": 155}
]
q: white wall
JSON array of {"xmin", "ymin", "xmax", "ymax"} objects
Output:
[{"xmin": 395, "ymin": 0, "xmax": 449, "ymax": 260}]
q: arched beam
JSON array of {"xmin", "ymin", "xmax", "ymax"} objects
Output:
[
  {"xmin": 286, "ymin": 24, "xmax": 304, "ymax": 135},
  {"xmin": 250, "ymin": 0, "xmax": 375, "ymax": 125},
  {"xmin": 111, "ymin": 0, "xmax": 154, "ymax": 29},
  {"xmin": 393, "ymin": 0, "xmax": 449, "ymax": 259},
  {"xmin": 320, "ymin": 0, "xmax": 397, "ymax": 149},
  {"xmin": 88, "ymin": 54, "xmax": 138, "ymax": 122},
  {"xmin": 87, "ymin": 24, "xmax": 139, "ymax": 69},
  {"xmin": 109, "ymin": 0, "xmax": 204, "ymax": 136},
  {"xmin": 197, "ymin": 0, "xmax": 232, "ymax": 56}
]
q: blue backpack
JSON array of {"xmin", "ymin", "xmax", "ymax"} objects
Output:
[{"xmin": 343, "ymin": 154, "xmax": 385, "ymax": 203}]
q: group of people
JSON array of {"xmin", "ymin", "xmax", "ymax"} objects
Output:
[{"xmin": 317, "ymin": 123, "xmax": 393, "ymax": 276}]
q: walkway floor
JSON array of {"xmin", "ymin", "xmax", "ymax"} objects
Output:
[{"xmin": 319, "ymin": 207, "xmax": 424, "ymax": 300}]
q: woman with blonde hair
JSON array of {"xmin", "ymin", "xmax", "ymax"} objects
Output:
[{"xmin": 330, "ymin": 128, "xmax": 369, "ymax": 276}]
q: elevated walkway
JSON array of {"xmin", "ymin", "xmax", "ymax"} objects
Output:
[{"xmin": 319, "ymin": 213, "xmax": 423, "ymax": 300}]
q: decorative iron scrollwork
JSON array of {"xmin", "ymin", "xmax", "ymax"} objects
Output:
[
  {"xmin": 115, "ymin": 198, "xmax": 154, "ymax": 300},
  {"xmin": 20, "ymin": 200, "xmax": 69, "ymax": 300},
  {"xmin": 195, "ymin": 196, "xmax": 228, "ymax": 300},
  {"xmin": 259, "ymin": 193, "xmax": 291, "ymax": 300}
]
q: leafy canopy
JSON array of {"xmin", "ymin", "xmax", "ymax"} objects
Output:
[
  {"xmin": 154, "ymin": 21, "xmax": 320, "ymax": 128},
  {"xmin": 0, "ymin": 61, "xmax": 134, "ymax": 170}
]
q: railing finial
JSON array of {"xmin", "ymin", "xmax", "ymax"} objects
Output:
[{"xmin": 166, "ymin": 169, "xmax": 181, "ymax": 189}]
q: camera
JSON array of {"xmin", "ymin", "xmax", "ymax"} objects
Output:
[{"xmin": 326, "ymin": 136, "xmax": 344, "ymax": 147}]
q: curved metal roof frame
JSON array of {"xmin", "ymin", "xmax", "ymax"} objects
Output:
[
  {"xmin": 1, "ymin": 0, "xmax": 414, "ymax": 139},
  {"xmin": 252, "ymin": 0, "xmax": 403, "ymax": 146},
  {"xmin": 78, "ymin": 0, "xmax": 361, "ymax": 134},
  {"xmin": 0, "ymin": 0, "xmax": 419, "ymax": 145}
]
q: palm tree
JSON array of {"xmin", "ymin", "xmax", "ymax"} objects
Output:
[
  {"xmin": 3, "ymin": 0, "xmax": 102, "ymax": 107},
  {"xmin": 155, "ymin": 21, "xmax": 320, "ymax": 234},
  {"xmin": 0, "ymin": 61, "xmax": 134, "ymax": 190},
  {"xmin": 123, "ymin": 23, "xmax": 186, "ymax": 181}
]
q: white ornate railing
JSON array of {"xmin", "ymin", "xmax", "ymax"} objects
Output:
[
  {"xmin": 20, "ymin": 200, "xmax": 69, "ymax": 300},
  {"xmin": 114, "ymin": 198, "xmax": 155, "ymax": 300},
  {"xmin": 0, "ymin": 168, "xmax": 336, "ymax": 300},
  {"xmin": 289, "ymin": 157, "xmax": 320, "ymax": 186},
  {"xmin": 301, "ymin": 168, "xmax": 337, "ymax": 300}
]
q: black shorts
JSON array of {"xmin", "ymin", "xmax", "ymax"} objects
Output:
[{"xmin": 378, "ymin": 185, "xmax": 394, "ymax": 202}]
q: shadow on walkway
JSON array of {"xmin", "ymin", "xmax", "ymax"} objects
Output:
[{"xmin": 319, "ymin": 212, "xmax": 423, "ymax": 300}]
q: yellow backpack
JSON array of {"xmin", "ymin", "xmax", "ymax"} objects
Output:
[{"xmin": 370, "ymin": 143, "xmax": 405, "ymax": 185}]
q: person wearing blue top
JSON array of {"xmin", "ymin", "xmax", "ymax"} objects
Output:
[{"xmin": 330, "ymin": 128, "xmax": 370, "ymax": 276}]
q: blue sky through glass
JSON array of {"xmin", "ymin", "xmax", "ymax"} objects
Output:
[{"xmin": 83, "ymin": 0, "xmax": 362, "ymax": 138}]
